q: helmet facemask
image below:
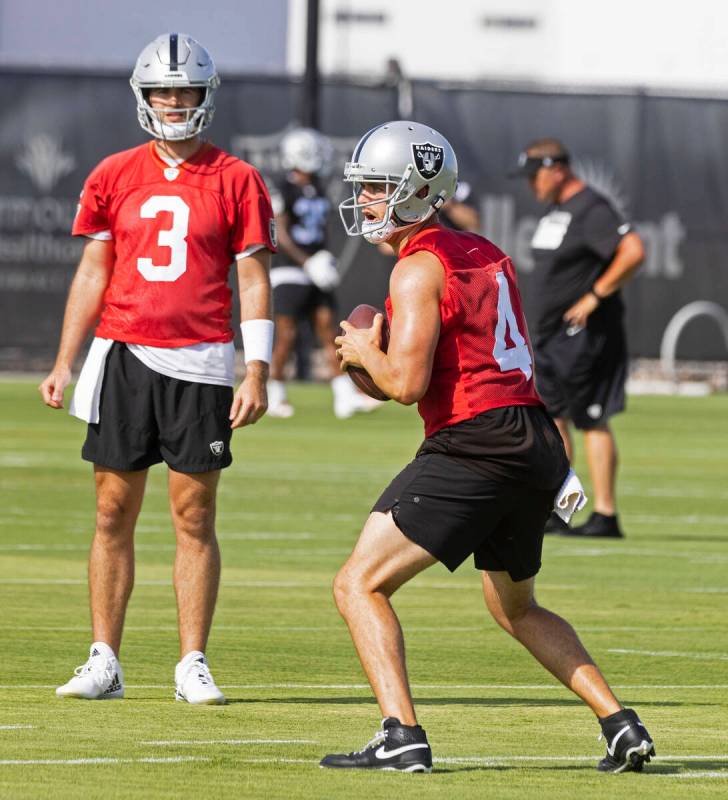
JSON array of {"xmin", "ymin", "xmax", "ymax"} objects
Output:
[
  {"xmin": 340, "ymin": 164, "xmax": 438, "ymax": 243},
  {"xmin": 131, "ymin": 84, "xmax": 218, "ymax": 142},
  {"xmin": 130, "ymin": 33, "xmax": 220, "ymax": 142}
]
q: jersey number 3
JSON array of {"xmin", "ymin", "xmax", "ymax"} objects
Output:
[
  {"xmin": 493, "ymin": 271, "xmax": 532, "ymax": 380},
  {"xmin": 137, "ymin": 196, "xmax": 190, "ymax": 282}
]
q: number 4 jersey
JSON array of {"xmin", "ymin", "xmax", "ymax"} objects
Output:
[
  {"xmin": 73, "ymin": 141, "xmax": 276, "ymax": 347},
  {"xmin": 389, "ymin": 224, "xmax": 542, "ymax": 437}
]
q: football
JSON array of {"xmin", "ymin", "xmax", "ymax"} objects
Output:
[{"xmin": 342, "ymin": 304, "xmax": 391, "ymax": 401}]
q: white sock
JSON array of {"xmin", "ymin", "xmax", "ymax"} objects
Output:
[
  {"xmin": 178, "ymin": 650, "xmax": 206, "ymax": 667},
  {"xmin": 267, "ymin": 379, "xmax": 287, "ymax": 407},
  {"xmin": 90, "ymin": 641, "xmax": 117, "ymax": 659}
]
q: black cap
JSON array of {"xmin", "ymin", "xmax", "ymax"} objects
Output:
[{"xmin": 508, "ymin": 151, "xmax": 570, "ymax": 178}]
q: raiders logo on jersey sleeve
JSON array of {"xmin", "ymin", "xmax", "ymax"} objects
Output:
[{"xmin": 412, "ymin": 142, "xmax": 444, "ymax": 180}]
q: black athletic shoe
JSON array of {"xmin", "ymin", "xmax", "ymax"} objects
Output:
[
  {"xmin": 597, "ymin": 708, "xmax": 655, "ymax": 773},
  {"xmin": 563, "ymin": 511, "xmax": 624, "ymax": 538},
  {"xmin": 319, "ymin": 717, "xmax": 433, "ymax": 772},
  {"xmin": 544, "ymin": 511, "xmax": 570, "ymax": 535}
]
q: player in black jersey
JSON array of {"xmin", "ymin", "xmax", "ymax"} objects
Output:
[
  {"xmin": 511, "ymin": 139, "xmax": 645, "ymax": 537},
  {"xmin": 267, "ymin": 128, "xmax": 379, "ymax": 419}
]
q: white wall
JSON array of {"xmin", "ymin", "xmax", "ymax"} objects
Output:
[{"xmin": 288, "ymin": 0, "xmax": 728, "ymax": 92}]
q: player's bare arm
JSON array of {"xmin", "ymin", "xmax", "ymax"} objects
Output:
[
  {"xmin": 337, "ymin": 250, "xmax": 443, "ymax": 404},
  {"xmin": 230, "ymin": 248, "xmax": 273, "ymax": 428},
  {"xmin": 563, "ymin": 231, "xmax": 644, "ymax": 329},
  {"xmin": 39, "ymin": 238, "xmax": 114, "ymax": 409}
]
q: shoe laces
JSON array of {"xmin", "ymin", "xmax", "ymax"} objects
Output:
[
  {"xmin": 356, "ymin": 727, "xmax": 388, "ymax": 755},
  {"xmin": 74, "ymin": 655, "xmax": 115, "ymax": 686},
  {"xmin": 184, "ymin": 657, "xmax": 215, "ymax": 686}
]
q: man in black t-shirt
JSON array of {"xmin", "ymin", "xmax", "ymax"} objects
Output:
[{"xmin": 511, "ymin": 139, "xmax": 645, "ymax": 538}]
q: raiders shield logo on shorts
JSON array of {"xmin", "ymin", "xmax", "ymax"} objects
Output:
[
  {"xmin": 209, "ymin": 440, "xmax": 224, "ymax": 456},
  {"xmin": 412, "ymin": 142, "xmax": 444, "ymax": 180}
]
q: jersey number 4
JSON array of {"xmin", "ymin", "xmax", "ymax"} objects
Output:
[
  {"xmin": 493, "ymin": 271, "xmax": 532, "ymax": 379},
  {"xmin": 137, "ymin": 196, "xmax": 190, "ymax": 282}
]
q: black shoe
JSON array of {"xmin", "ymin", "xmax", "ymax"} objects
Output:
[
  {"xmin": 563, "ymin": 511, "xmax": 624, "ymax": 538},
  {"xmin": 544, "ymin": 511, "xmax": 570, "ymax": 535},
  {"xmin": 597, "ymin": 708, "xmax": 655, "ymax": 773},
  {"xmin": 319, "ymin": 717, "xmax": 432, "ymax": 772}
]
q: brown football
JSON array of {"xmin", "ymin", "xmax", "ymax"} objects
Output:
[{"xmin": 342, "ymin": 304, "xmax": 391, "ymax": 401}]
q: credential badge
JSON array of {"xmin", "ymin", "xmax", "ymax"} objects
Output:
[{"xmin": 411, "ymin": 142, "xmax": 444, "ymax": 180}]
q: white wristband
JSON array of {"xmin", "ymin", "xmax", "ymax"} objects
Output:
[{"xmin": 240, "ymin": 319, "xmax": 274, "ymax": 364}]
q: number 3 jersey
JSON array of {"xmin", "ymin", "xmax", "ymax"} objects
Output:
[
  {"xmin": 389, "ymin": 225, "xmax": 542, "ymax": 437},
  {"xmin": 73, "ymin": 141, "xmax": 276, "ymax": 347}
]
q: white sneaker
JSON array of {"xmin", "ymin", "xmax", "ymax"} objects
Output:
[
  {"xmin": 175, "ymin": 651, "xmax": 225, "ymax": 705},
  {"xmin": 267, "ymin": 401, "xmax": 295, "ymax": 418},
  {"xmin": 267, "ymin": 380, "xmax": 294, "ymax": 418},
  {"xmin": 56, "ymin": 642, "xmax": 124, "ymax": 700},
  {"xmin": 334, "ymin": 393, "xmax": 384, "ymax": 419},
  {"xmin": 332, "ymin": 375, "xmax": 383, "ymax": 419}
]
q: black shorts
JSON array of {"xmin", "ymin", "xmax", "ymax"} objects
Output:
[
  {"xmin": 272, "ymin": 278, "xmax": 336, "ymax": 318},
  {"xmin": 534, "ymin": 320, "xmax": 627, "ymax": 430},
  {"xmin": 372, "ymin": 407, "xmax": 569, "ymax": 581},
  {"xmin": 82, "ymin": 342, "xmax": 234, "ymax": 473}
]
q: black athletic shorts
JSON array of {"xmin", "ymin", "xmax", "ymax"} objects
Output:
[
  {"xmin": 534, "ymin": 319, "xmax": 627, "ymax": 430},
  {"xmin": 82, "ymin": 342, "xmax": 234, "ymax": 473},
  {"xmin": 372, "ymin": 406, "xmax": 569, "ymax": 581},
  {"xmin": 273, "ymin": 280, "xmax": 336, "ymax": 318}
]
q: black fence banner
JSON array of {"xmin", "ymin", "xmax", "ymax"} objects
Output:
[{"xmin": 1, "ymin": 70, "xmax": 726, "ymax": 369}]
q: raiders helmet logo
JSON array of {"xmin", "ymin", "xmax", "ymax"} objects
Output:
[{"xmin": 412, "ymin": 142, "xmax": 444, "ymax": 180}]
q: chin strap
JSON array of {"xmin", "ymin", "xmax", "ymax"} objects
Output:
[{"xmin": 363, "ymin": 219, "xmax": 398, "ymax": 243}]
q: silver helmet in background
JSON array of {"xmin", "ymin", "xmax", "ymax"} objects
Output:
[
  {"xmin": 339, "ymin": 120, "xmax": 458, "ymax": 243},
  {"xmin": 130, "ymin": 33, "xmax": 220, "ymax": 141},
  {"xmin": 280, "ymin": 128, "xmax": 334, "ymax": 175}
]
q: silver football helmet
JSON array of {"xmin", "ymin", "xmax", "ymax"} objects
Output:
[
  {"xmin": 280, "ymin": 128, "xmax": 334, "ymax": 175},
  {"xmin": 130, "ymin": 33, "xmax": 220, "ymax": 141},
  {"xmin": 339, "ymin": 120, "xmax": 458, "ymax": 243}
]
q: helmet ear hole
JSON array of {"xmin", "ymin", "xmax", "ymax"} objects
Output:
[{"xmin": 415, "ymin": 185, "xmax": 430, "ymax": 199}]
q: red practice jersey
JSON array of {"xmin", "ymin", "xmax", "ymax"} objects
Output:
[
  {"xmin": 387, "ymin": 224, "xmax": 542, "ymax": 437},
  {"xmin": 73, "ymin": 142, "xmax": 276, "ymax": 347}
]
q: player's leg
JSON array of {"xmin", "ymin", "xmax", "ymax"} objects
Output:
[
  {"xmin": 269, "ymin": 312, "xmax": 297, "ymax": 417},
  {"xmin": 56, "ymin": 466, "xmax": 145, "ymax": 700},
  {"xmin": 311, "ymin": 301, "xmax": 340, "ymax": 375},
  {"xmin": 168, "ymin": 468, "xmax": 225, "ymax": 704},
  {"xmin": 320, "ymin": 511, "xmax": 436, "ymax": 771},
  {"xmin": 89, "ymin": 466, "xmax": 147, "ymax": 654},
  {"xmin": 564, "ymin": 326, "xmax": 626, "ymax": 537},
  {"xmin": 583, "ymin": 423, "xmax": 617, "ymax": 514},
  {"xmin": 333, "ymin": 511, "xmax": 437, "ymax": 723},
  {"xmin": 158, "ymin": 377, "xmax": 231, "ymax": 704},
  {"xmin": 483, "ymin": 570, "xmax": 620, "ymax": 714},
  {"xmin": 168, "ymin": 468, "xmax": 221, "ymax": 654},
  {"xmin": 57, "ymin": 343, "xmax": 162, "ymax": 700},
  {"xmin": 482, "ymin": 570, "xmax": 654, "ymax": 771}
]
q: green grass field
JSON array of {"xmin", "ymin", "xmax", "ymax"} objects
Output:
[{"xmin": 1, "ymin": 380, "xmax": 727, "ymax": 799}]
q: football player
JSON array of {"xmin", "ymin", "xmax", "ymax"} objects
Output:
[
  {"xmin": 39, "ymin": 33, "xmax": 276, "ymax": 705},
  {"xmin": 267, "ymin": 127, "xmax": 379, "ymax": 418},
  {"xmin": 320, "ymin": 121, "xmax": 655, "ymax": 773}
]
